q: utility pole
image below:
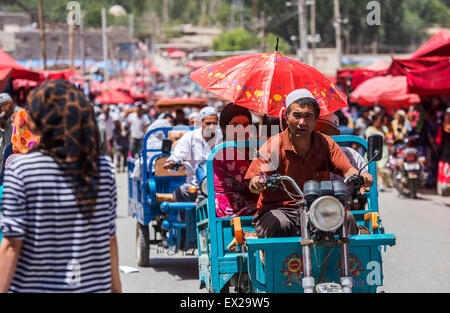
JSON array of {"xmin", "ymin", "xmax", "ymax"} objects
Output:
[
  {"xmin": 333, "ymin": 0, "xmax": 342, "ymax": 68},
  {"xmin": 298, "ymin": 0, "xmax": 308, "ymax": 64},
  {"xmin": 310, "ymin": 0, "xmax": 316, "ymax": 67},
  {"xmin": 101, "ymin": 8, "xmax": 109, "ymax": 89},
  {"xmin": 37, "ymin": 0, "xmax": 47, "ymax": 70},
  {"xmin": 129, "ymin": 13, "xmax": 136, "ymax": 90},
  {"xmin": 162, "ymin": 0, "xmax": 169, "ymax": 26},
  {"xmin": 69, "ymin": 23, "xmax": 75, "ymax": 72},
  {"xmin": 199, "ymin": 0, "xmax": 207, "ymax": 27},
  {"xmin": 80, "ymin": 11, "xmax": 85, "ymax": 75},
  {"xmin": 259, "ymin": 11, "xmax": 266, "ymax": 52}
]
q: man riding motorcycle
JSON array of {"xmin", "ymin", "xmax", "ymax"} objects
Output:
[{"xmin": 244, "ymin": 89, "xmax": 373, "ymax": 238}]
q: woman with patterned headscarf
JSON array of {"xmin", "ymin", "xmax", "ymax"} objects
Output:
[
  {"xmin": 214, "ymin": 103, "xmax": 258, "ymax": 217},
  {"xmin": 0, "ymin": 80, "xmax": 121, "ymax": 293},
  {"xmin": 2, "ymin": 109, "xmax": 41, "ymax": 169}
]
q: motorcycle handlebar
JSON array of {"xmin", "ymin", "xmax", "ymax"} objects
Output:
[
  {"xmin": 266, "ymin": 174, "xmax": 305, "ymax": 198},
  {"xmin": 173, "ymin": 161, "xmax": 195, "ymax": 173}
]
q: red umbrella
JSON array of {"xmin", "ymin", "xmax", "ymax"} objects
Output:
[
  {"xmin": 169, "ymin": 50, "xmax": 186, "ymax": 59},
  {"xmin": 350, "ymin": 75, "xmax": 420, "ymax": 108},
  {"xmin": 95, "ymin": 90, "xmax": 134, "ymax": 105},
  {"xmin": 185, "ymin": 60, "xmax": 209, "ymax": 69},
  {"xmin": 190, "ymin": 52, "xmax": 347, "ymax": 117}
]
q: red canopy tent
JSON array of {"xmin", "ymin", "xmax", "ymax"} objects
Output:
[
  {"xmin": 387, "ymin": 57, "xmax": 450, "ymax": 95},
  {"xmin": 169, "ymin": 50, "xmax": 187, "ymax": 59},
  {"xmin": 0, "ymin": 68, "xmax": 12, "ymax": 92},
  {"xmin": 40, "ymin": 69, "xmax": 73, "ymax": 81},
  {"xmin": 0, "ymin": 48, "xmax": 41, "ymax": 81},
  {"xmin": 156, "ymin": 97, "xmax": 207, "ymax": 112},
  {"xmin": 411, "ymin": 29, "xmax": 450, "ymax": 58},
  {"xmin": 185, "ymin": 60, "xmax": 209, "ymax": 69},
  {"xmin": 350, "ymin": 75, "xmax": 420, "ymax": 108},
  {"xmin": 95, "ymin": 90, "xmax": 134, "ymax": 105}
]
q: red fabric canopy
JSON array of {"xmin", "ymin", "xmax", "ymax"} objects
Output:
[
  {"xmin": 411, "ymin": 30, "xmax": 450, "ymax": 58},
  {"xmin": 350, "ymin": 75, "xmax": 420, "ymax": 108},
  {"xmin": 40, "ymin": 69, "xmax": 73, "ymax": 81},
  {"xmin": 336, "ymin": 68, "xmax": 388, "ymax": 90},
  {"xmin": 95, "ymin": 90, "xmax": 134, "ymax": 105},
  {"xmin": 185, "ymin": 60, "xmax": 209, "ymax": 69},
  {"xmin": 169, "ymin": 50, "xmax": 186, "ymax": 59},
  {"xmin": 0, "ymin": 48, "xmax": 41, "ymax": 81},
  {"xmin": 0, "ymin": 68, "xmax": 12, "ymax": 92},
  {"xmin": 388, "ymin": 57, "xmax": 450, "ymax": 95}
]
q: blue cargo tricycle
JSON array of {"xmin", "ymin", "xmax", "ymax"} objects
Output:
[
  {"xmin": 128, "ymin": 126, "xmax": 202, "ymax": 266},
  {"xmin": 196, "ymin": 134, "xmax": 396, "ymax": 293}
]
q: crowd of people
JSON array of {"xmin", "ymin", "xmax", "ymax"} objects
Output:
[
  {"xmin": 0, "ymin": 75, "xmax": 448, "ymax": 293},
  {"xmin": 336, "ymin": 101, "xmax": 449, "ymax": 194}
]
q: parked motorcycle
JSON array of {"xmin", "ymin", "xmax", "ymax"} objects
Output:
[{"xmin": 388, "ymin": 134, "xmax": 427, "ymax": 199}]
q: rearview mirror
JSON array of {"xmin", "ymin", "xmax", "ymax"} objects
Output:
[
  {"xmin": 161, "ymin": 139, "xmax": 173, "ymax": 154},
  {"xmin": 367, "ymin": 134, "xmax": 383, "ymax": 162}
]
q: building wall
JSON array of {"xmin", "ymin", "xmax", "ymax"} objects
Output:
[
  {"xmin": 0, "ymin": 13, "xmax": 32, "ymax": 30},
  {"xmin": 0, "ymin": 27, "xmax": 131, "ymax": 61}
]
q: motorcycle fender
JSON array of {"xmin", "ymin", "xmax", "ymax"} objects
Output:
[{"xmin": 404, "ymin": 162, "xmax": 420, "ymax": 171}]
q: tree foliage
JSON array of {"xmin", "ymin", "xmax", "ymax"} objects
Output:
[{"xmin": 2, "ymin": 0, "xmax": 449, "ymax": 54}]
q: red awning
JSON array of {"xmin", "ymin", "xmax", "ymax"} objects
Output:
[
  {"xmin": 411, "ymin": 29, "xmax": 450, "ymax": 58},
  {"xmin": 185, "ymin": 60, "xmax": 209, "ymax": 69},
  {"xmin": 40, "ymin": 69, "xmax": 73, "ymax": 81},
  {"xmin": 0, "ymin": 48, "xmax": 41, "ymax": 81},
  {"xmin": 169, "ymin": 50, "xmax": 186, "ymax": 59},
  {"xmin": 95, "ymin": 90, "xmax": 134, "ymax": 105},
  {"xmin": 388, "ymin": 57, "xmax": 450, "ymax": 95},
  {"xmin": 350, "ymin": 75, "xmax": 420, "ymax": 108},
  {"xmin": 337, "ymin": 68, "xmax": 388, "ymax": 89},
  {"xmin": 0, "ymin": 68, "xmax": 12, "ymax": 92}
]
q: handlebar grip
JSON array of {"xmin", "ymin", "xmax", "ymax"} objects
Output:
[{"xmin": 344, "ymin": 175, "xmax": 364, "ymax": 188}]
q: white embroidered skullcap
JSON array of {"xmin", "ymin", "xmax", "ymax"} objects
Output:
[
  {"xmin": 0, "ymin": 93, "xmax": 12, "ymax": 105},
  {"xmin": 199, "ymin": 106, "xmax": 217, "ymax": 120},
  {"xmin": 286, "ymin": 89, "xmax": 316, "ymax": 110},
  {"xmin": 188, "ymin": 111, "xmax": 200, "ymax": 120}
]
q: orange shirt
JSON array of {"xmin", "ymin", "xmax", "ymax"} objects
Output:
[{"xmin": 244, "ymin": 129, "xmax": 353, "ymax": 211}]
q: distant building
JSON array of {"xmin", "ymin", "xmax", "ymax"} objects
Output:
[{"xmin": 0, "ymin": 12, "xmax": 133, "ymax": 62}]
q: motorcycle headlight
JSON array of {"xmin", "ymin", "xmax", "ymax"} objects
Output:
[
  {"xmin": 201, "ymin": 178, "xmax": 208, "ymax": 196},
  {"xmin": 309, "ymin": 196, "xmax": 345, "ymax": 233}
]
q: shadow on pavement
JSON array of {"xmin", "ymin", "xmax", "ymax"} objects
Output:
[{"xmin": 149, "ymin": 256, "xmax": 199, "ymax": 280}]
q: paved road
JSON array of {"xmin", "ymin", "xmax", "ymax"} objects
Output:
[{"xmin": 115, "ymin": 172, "xmax": 450, "ymax": 293}]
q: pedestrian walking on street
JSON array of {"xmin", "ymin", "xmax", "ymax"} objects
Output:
[
  {"xmin": 127, "ymin": 104, "xmax": 151, "ymax": 158},
  {"xmin": 113, "ymin": 118, "xmax": 130, "ymax": 172},
  {"xmin": 0, "ymin": 80, "xmax": 121, "ymax": 293}
]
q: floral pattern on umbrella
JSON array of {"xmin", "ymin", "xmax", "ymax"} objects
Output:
[{"xmin": 190, "ymin": 52, "xmax": 347, "ymax": 117}]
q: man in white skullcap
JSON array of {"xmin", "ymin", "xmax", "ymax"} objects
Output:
[
  {"xmin": 0, "ymin": 93, "xmax": 15, "ymax": 167},
  {"xmin": 188, "ymin": 111, "xmax": 201, "ymax": 127},
  {"xmin": 245, "ymin": 89, "xmax": 373, "ymax": 238},
  {"xmin": 164, "ymin": 106, "xmax": 223, "ymax": 202}
]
